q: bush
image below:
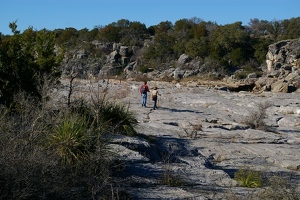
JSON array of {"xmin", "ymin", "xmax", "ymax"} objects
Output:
[
  {"xmin": 233, "ymin": 60, "xmax": 262, "ymax": 80},
  {"xmin": 48, "ymin": 113, "xmax": 96, "ymax": 166},
  {"xmin": 98, "ymin": 101, "xmax": 137, "ymax": 135},
  {"xmin": 234, "ymin": 168, "xmax": 263, "ymax": 188},
  {"xmin": 244, "ymin": 101, "xmax": 273, "ymax": 131},
  {"xmin": 259, "ymin": 174, "xmax": 300, "ymax": 199},
  {"xmin": 234, "ymin": 70, "xmax": 249, "ymax": 79},
  {"xmin": 0, "ymin": 25, "xmax": 62, "ymax": 106},
  {"xmin": 161, "ymin": 153, "xmax": 186, "ymax": 187},
  {"xmin": 138, "ymin": 65, "xmax": 149, "ymax": 73},
  {"xmin": 0, "ymin": 86, "xmax": 137, "ymax": 199}
]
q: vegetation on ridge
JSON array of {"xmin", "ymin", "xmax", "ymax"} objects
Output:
[{"xmin": 2, "ymin": 17, "xmax": 300, "ymax": 106}]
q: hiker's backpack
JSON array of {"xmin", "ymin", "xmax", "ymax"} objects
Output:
[{"xmin": 141, "ymin": 85, "xmax": 147, "ymax": 94}]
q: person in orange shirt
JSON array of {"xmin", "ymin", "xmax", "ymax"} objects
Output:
[{"xmin": 151, "ymin": 86, "xmax": 159, "ymax": 110}]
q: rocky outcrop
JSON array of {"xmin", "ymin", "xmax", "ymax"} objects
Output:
[
  {"xmin": 60, "ymin": 39, "xmax": 300, "ymax": 93},
  {"xmin": 254, "ymin": 38, "xmax": 300, "ymax": 93},
  {"xmin": 266, "ymin": 39, "xmax": 300, "ymax": 72}
]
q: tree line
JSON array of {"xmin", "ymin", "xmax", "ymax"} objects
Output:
[{"xmin": 1, "ymin": 17, "xmax": 300, "ymax": 106}]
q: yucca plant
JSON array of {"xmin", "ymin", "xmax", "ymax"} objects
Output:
[
  {"xmin": 48, "ymin": 114, "xmax": 93, "ymax": 166},
  {"xmin": 96, "ymin": 101, "xmax": 137, "ymax": 136},
  {"xmin": 86, "ymin": 83, "xmax": 137, "ymax": 136},
  {"xmin": 234, "ymin": 168, "xmax": 263, "ymax": 188}
]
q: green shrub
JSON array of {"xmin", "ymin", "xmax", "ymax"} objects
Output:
[
  {"xmin": 229, "ymin": 48, "xmax": 247, "ymax": 66},
  {"xmin": 139, "ymin": 65, "xmax": 149, "ymax": 73},
  {"xmin": 0, "ymin": 25, "xmax": 62, "ymax": 107},
  {"xmin": 234, "ymin": 168, "xmax": 263, "ymax": 188},
  {"xmin": 97, "ymin": 101, "xmax": 137, "ymax": 135},
  {"xmin": 233, "ymin": 60, "xmax": 262, "ymax": 80},
  {"xmin": 48, "ymin": 114, "xmax": 93, "ymax": 166},
  {"xmin": 234, "ymin": 71, "xmax": 248, "ymax": 79},
  {"xmin": 68, "ymin": 83, "xmax": 138, "ymax": 136}
]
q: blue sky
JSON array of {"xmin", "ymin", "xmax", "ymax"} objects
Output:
[{"xmin": 1, "ymin": 0, "xmax": 299, "ymax": 35}]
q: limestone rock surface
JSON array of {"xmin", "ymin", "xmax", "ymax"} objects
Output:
[{"xmin": 58, "ymin": 79, "xmax": 300, "ymax": 199}]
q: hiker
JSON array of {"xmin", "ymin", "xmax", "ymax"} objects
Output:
[
  {"xmin": 151, "ymin": 86, "xmax": 159, "ymax": 110},
  {"xmin": 140, "ymin": 81, "xmax": 150, "ymax": 107}
]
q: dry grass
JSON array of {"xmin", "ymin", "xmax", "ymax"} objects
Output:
[
  {"xmin": 0, "ymin": 77, "xmax": 138, "ymax": 199},
  {"xmin": 258, "ymin": 174, "xmax": 300, "ymax": 199},
  {"xmin": 243, "ymin": 101, "xmax": 273, "ymax": 131}
]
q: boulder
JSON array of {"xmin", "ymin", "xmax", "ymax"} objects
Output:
[
  {"xmin": 271, "ymin": 79, "xmax": 289, "ymax": 93},
  {"xmin": 266, "ymin": 39, "xmax": 300, "ymax": 72},
  {"xmin": 177, "ymin": 54, "xmax": 191, "ymax": 65},
  {"xmin": 173, "ymin": 68, "xmax": 185, "ymax": 79},
  {"xmin": 107, "ymin": 50, "xmax": 121, "ymax": 64}
]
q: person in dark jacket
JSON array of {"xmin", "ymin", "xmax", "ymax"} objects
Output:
[{"xmin": 140, "ymin": 81, "xmax": 150, "ymax": 107}]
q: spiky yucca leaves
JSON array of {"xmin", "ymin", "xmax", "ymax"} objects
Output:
[
  {"xmin": 70, "ymin": 96, "xmax": 137, "ymax": 136},
  {"xmin": 49, "ymin": 114, "xmax": 92, "ymax": 165},
  {"xmin": 234, "ymin": 168, "xmax": 263, "ymax": 188},
  {"xmin": 89, "ymin": 99, "xmax": 137, "ymax": 136},
  {"xmin": 102, "ymin": 101, "xmax": 137, "ymax": 135},
  {"xmin": 84, "ymin": 82, "xmax": 138, "ymax": 136}
]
